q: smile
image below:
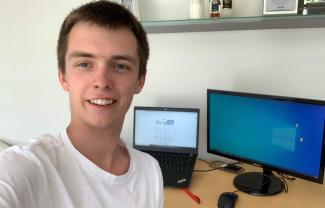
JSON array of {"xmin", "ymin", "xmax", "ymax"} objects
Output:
[{"xmin": 88, "ymin": 99, "xmax": 115, "ymax": 106}]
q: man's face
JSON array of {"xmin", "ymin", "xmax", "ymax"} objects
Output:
[{"xmin": 59, "ymin": 22, "xmax": 145, "ymax": 130}]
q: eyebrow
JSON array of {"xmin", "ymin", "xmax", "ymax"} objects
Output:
[
  {"xmin": 67, "ymin": 51, "xmax": 137, "ymax": 64},
  {"xmin": 68, "ymin": 51, "xmax": 95, "ymax": 60},
  {"xmin": 111, "ymin": 54, "xmax": 137, "ymax": 64}
]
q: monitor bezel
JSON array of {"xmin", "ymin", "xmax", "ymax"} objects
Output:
[
  {"xmin": 207, "ymin": 89, "xmax": 325, "ymax": 184},
  {"xmin": 133, "ymin": 106, "xmax": 200, "ymax": 154}
]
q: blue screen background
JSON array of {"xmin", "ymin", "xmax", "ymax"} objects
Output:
[{"xmin": 209, "ymin": 93, "xmax": 325, "ymax": 179}]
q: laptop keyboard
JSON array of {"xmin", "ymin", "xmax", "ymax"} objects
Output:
[{"xmin": 149, "ymin": 152, "xmax": 193, "ymax": 174}]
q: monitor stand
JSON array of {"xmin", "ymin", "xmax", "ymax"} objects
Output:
[{"xmin": 233, "ymin": 167, "xmax": 284, "ymax": 196}]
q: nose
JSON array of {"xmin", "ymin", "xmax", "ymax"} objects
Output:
[{"xmin": 92, "ymin": 67, "xmax": 114, "ymax": 90}]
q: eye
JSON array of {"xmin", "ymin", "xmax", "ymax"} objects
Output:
[
  {"xmin": 114, "ymin": 63, "xmax": 129, "ymax": 72},
  {"xmin": 77, "ymin": 62, "xmax": 90, "ymax": 68}
]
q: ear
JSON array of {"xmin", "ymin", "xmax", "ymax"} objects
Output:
[
  {"xmin": 58, "ymin": 69, "xmax": 69, "ymax": 91},
  {"xmin": 134, "ymin": 74, "xmax": 146, "ymax": 94}
]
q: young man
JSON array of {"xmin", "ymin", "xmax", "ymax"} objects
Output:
[{"xmin": 0, "ymin": 1, "xmax": 163, "ymax": 207}]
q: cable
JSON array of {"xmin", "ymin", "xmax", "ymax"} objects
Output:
[
  {"xmin": 193, "ymin": 167, "xmax": 220, "ymax": 172},
  {"xmin": 280, "ymin": 177, "xmax": 289, "ymax": 193},
  {"xmin": 194, "ymin": 159, "xmax": 242, "ymax": 172},
  {"xmin": 194, "ymin": 159, "xmax": 221, "ymax": 172},
  {"xmin": 276, "ymin": 172, "xmax": 295, "ymax": 193},
  {"xmin": 232, "ymin": 190, "xmax": 240, "ymax": 194},
  {"xmin": 277, "ymin": 172, "xmax": 296, "ymax": 181},
  {"xmin": 193, "ymin": 159, "xmax": 224, "ymax": 172},
  {"xmin": 196, "ymin": 158, "xmax": 212, "ymax": 164}
]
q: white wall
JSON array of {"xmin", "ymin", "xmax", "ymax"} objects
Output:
[
  {"xmin": 0, "ymin": 0, "xmax": 89, "ymax": 144},
  {"xmin": 1, "ymin": 1, "xmax": 325, "ymax": 160}
]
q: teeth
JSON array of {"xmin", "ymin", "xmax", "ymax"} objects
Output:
[{"xmin": 89, "ymin": 99, "xmax": 114, "ymax": 106}]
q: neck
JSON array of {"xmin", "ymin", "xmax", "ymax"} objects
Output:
[{"xmin": 66, "ymin": 120, "xmax": 129, "ymax": 175}]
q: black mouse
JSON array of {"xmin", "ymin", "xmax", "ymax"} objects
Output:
[{"xmin": 217, "ymin": 192, "xmax": 238, "ymax": 208}]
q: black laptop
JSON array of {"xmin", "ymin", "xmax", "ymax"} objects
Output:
[{"xmin": 133, "ymin": 106, "xmax": 199, "ymax": 187}]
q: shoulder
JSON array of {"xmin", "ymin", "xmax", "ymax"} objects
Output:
[
  {"xmin": 27, "ymin": 134, "xmax": 64, "ymax": 164},
  {"xmin": 0, "ymin": 140, "xmax": 9, "ymax": 153},
  {"xmin": 0, "ymin": 145, "xmax": 42, "ymax": 175},
  {"xmin": 29, "ymin": 133, "xmax": 64, "ymax": 152},
  {"xmin": 0, "ymin": 133, "xmax": 63, "ymax": 178},
  {"xmin": 129, "ymin": 147, "xmax": 159, "ymax": 167},
  {"xmin": 128, "ymin": 147, "xmax": 162, "ymax": 177},
  {"xmin": 0, "ymin": 145, "xmax": 45, "ymax": 203},
  {"xmin": 0, "ymin": 135, "xmax": 61, "ymax": 208}
]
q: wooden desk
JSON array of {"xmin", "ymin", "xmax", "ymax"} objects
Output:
[{"xmin": 164, "ymin": 160, "xmax": 325, "ymax": 208}]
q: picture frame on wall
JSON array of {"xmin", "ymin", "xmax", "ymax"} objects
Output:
[{"xmin": 263, "ymin": 0, "xmax": 299, "ymax": 15}]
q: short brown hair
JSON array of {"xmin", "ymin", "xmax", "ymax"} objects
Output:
[{"xmin": 57, "ymin": 0, "xmax": 149, "ymax": 78}]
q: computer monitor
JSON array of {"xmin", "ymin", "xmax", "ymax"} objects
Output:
[{"xmin": 207, "ymin": 89, "xmax": 325, "ymax": 196}]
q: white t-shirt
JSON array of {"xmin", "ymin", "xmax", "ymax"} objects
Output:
[{"xmin": 0, "ymin": 130, "xmax": 164, "ymax": 208}]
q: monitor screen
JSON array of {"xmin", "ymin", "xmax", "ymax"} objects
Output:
[
  {"xmin": 133, "ymin": 106, "xmax": 199, "ymax": 154},
  {"xmin": 207, "ymin": 89, "xmax": 325, "ymax": 195}
]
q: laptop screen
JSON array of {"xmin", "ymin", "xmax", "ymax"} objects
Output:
[{"xmin": 133, "ymin": 106, "xmax": 199, "ymax": 154}]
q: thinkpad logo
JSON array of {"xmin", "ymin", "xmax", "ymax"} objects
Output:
[{"xmin": 177, "ymin": 178, "xmax": 187, "ymax": 184}]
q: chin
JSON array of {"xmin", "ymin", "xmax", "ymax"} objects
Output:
[{"xmin": 83, "ymin": 114, "xmax": 124, "ymax": 131}]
